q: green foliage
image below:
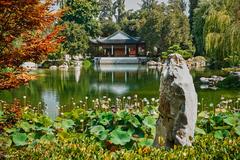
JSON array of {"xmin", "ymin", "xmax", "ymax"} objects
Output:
[
  {"xmin": 100, "ymin": 20, "xmax": 120, "ymax": 37},
  {"xmin": 161, "ymin": 45, "xmax": 193, "ymax": 59},
  {"xmin": 1, "ymin": 98, "xmax": 240, "ymax": 159},
  {"xmin": 58, "ymin": 22, "xmax": 89, "ymax": 57},
  {"xmin": 110, "ymin": 128, "xmax": 131, "ymax": 145},
  {"xmin": 82, "ymin": 60, "xmax": 92, "ymax": 69},
  {"xmin": 141, "ymin": 0, "xmax": 158, "ymax": 10},
  {"xmin": 193, "ymin": 0, "xmax": 240, "ymax": 68},
  {"xmin": 224, "ymin": 55, "xmax": 240, "ymax": 67},
  {"xmin": 139, "ymin": 2, "xmax": 193, "ymax": 54},
  {"xmin": 113, "ymin": 0, "xmax": 126, "ymax": 23},
  {"xmin": 197, "ymin": 112, "xmax": 240, "ymax": 139},
  {"xmin": 217, "ymin": 75, "xmax": 240, "ymax": 89},
  {"xmin": 61, "ymin": 0, "xmax": 100, "ymax": 37},
  {"xmin": 12, "ymin": 132, "xmax": 28, "ymax": 146},
  {"xmin": 99, "ymin": 0, "xmax": 113, "ymax": 21},
  {"xmin": 0, "ymin": 67, "xmax": 15, "ymax": 73},
  {"xmin": 6, "ymin": 135, "xmax": 240, "ymax": 159}
]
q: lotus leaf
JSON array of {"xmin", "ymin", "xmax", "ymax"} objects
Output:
[
  {"xmin": 110, "ymin": 129, "xmax": 131, "ymax": 145},
  {"xmin": 143, "ymin": 116, "xmax": 156, "ymax": 128},
  {"xmin": 12, "ymin": 132, "xmax": 28, "ymax": 146}
]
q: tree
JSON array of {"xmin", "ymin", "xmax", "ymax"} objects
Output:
[
  {"xmin": 204, "ymin": 1, "xmax": 240, "ymax": 67},
  {"xmin": 189, "ymin": 0, "xmax": 199, "ymax": 55},
  {"xmin": 139, "ymin": 4, "xmax": 166, "ymax": 53},
  {"xmin": 99, "ymin": 0, "xmax": 113, "ymax": 21},
  {"xmin": 100, "ymin": 21, "xmax": 120, "ymax": 37},
  {"xmin": 113, "ymin": 0, "xmax": 126, "ymax": 23},
  {"xmin": 0, "ymin": 0, "xmax": 63, "ymax": 68},
  {"xmin": 192, "ymin": 0, "xmax": 209, "ymax": 55},
  {"xmin": 168, "ymin": 0, "xmax": 187, "ymax": 12},
  {"xmin": 139, "ymin": 2, "xmax": 192, "ymax": 54},
  {"xmin": 141, "ymin": 0, "xmax": 158, "ymax": 10},
  {"xmin": 193, "ymin": 0, "xmax": 240, "ymax": 68},
  {"xmin": 58, "ymin": 22, "xmax": 89, "ymax": 57},
  {"xmin": 164, "ymin": 0, "xmax": 192, "ymax": 50},
  {"xmin": 120, "ymin": 10, "xmax": 144, "ymax": 36},
  {"xmin": 61, "ymin": 0, "xmax": 100, "ymax": 37}
]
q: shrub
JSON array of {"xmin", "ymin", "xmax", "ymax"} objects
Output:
[
  {"xmin": 217, "ymin": 75, "xmax": 240, "ymax": 89},
  {"xmin": 5, "ymin": 135, "xmax": 240, "ymax": 160},
  {"xmin": 161, "ymin": 45, "xmax": 193, "ymax": 60}
]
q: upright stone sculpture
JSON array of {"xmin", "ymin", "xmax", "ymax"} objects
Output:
[{"xmin": 153, "ymin": 54, "xmax": 198, "ymax": 148}]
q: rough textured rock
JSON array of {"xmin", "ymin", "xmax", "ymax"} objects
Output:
[
  {"xmin": 187, "ymin": 56, "xmax": 206, "ymax": 68},
  {"xmin": 153, "ymin": 54, "xmax": 198, "ymax": 148}
]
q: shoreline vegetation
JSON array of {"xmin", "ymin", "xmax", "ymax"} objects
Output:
[{"xmin": 0, "ymin": 97, "xmax": 240, "ymax": 159}]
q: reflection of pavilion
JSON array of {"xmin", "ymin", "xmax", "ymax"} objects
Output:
[
  {"xmin": 90, "ymin": 83, "xmax": 129, "ymax": 95},
  {"xmin": 94, "ymin": 64, "xmax": 146, "ymax": 83},
  {"xmin": 91, "ymin": 64, "xmax": 149, "ymax": 95}
]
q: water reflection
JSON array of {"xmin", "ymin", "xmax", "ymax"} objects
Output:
[
  {"xmin": 42, "ymin": 90, "xmax": 59, "ymax": 119},
  {"xmin": 0, "ymin": 66, "xmax": 239, "ymax": 117},
  {"xmin": 94, "ymin": 64, "xmax": 146, "ymax": 72},
  {"xmin": 75, "ymin": 67, "xmax": 81, "ymax": 83}
]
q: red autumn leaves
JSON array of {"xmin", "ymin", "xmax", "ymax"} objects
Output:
[{"xmin": 0, "ymin": 0, "xmax": 64, "ymax": 67}]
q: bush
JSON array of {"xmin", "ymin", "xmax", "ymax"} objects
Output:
[
  {"xmin": 82, "ymin": 60, "xmax": 92, "ymax": 69},
  {"xmin": 1, "ymin": 99, "xmax": 240, "ymax": 159},
  {"xmin": 161, "ymin": 45, "xmax": 193, "ymax": 60},
  {"xmin": 5, "ymin": 135, "xmax": 240, "ymax": 160},
  {"xmin": 217, "ymin": 75, "xmax": 240, "ymax": 89}
]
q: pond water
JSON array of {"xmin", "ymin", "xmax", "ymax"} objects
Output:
[{"xmin": 0, "ymin": 64, "xmax": 239, "ymax": 118}]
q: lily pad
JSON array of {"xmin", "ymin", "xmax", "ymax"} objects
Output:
[
  {"xmin": 128, "ymin": 116, "xmax": 141, "ymax": 128},
  {"xmin": 234, "ymin": 126, "xmax": 240, "ymax": 136},
  {"xmin": 223, "ymin": 116, "xmax": 237, "ymax": 126},
  {"xmin": 195, "ymin": 127, "xmax": 206, "ymax": 135},
  {"xmin": 90, "ymin": 125, "xmax": 108, "ymax": 140},
  {"xmin": 19, "ymin": 121, "xmax": 32, "ymax": 132},
  {"xmin": 214, "ymin": 130, "xmax": 224, "ymax": 139},
  {"xmin": 40, "ymin": 134, "xmax": 55, "ymax": 141},
  {"xmin": 99, "ymin": 112, "xmax": 113, "ymax": 126},
  {"xmin": 110, "ymin": 129, "xmax": 131, "ymax": 145},
  {"xmin": 61, "ymin": 119, "xmax": 75, "ymax": 130},
  {"xmin": 143, "ymin": 116, "xmax": 156, "ymax": 128},
  {"xmin": 138, "ymin": 138, "xmax": 154, "ymax": 147},
  {"xmin": 12, "ymin": 132, "xmax": 28, "ymax": 146}
]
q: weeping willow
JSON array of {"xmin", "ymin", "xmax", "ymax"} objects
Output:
[{"xmin": 196, "ymin": 0, "xmax": 240, "ymax": 67}]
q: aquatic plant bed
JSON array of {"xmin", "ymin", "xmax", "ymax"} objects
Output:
[{"xmin": 0, "ymin": 98, "xmax": 239, "ymax": 159}]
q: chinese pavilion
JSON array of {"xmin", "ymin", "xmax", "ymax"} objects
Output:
[{"xmin": 90, "ymin": 31, "xmax": 146, "ymax": 57}]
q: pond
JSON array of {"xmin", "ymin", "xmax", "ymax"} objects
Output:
[{"xmin": 0, "ymin": 64, "xmax": 239, "ymax": 118}]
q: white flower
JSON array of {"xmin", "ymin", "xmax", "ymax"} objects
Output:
[{"xmin": 23, "ymin": 96, "xmax": 27, "ymax": 99}]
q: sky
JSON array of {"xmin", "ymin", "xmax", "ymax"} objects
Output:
[{"xmin": 125, "ymin": 0, "xmax": 167, "ymax": 11}]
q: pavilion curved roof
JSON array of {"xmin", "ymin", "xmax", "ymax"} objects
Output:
[{"xmin": 90, "ymin": 31, "xmax": 145, "ymax": 45}]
